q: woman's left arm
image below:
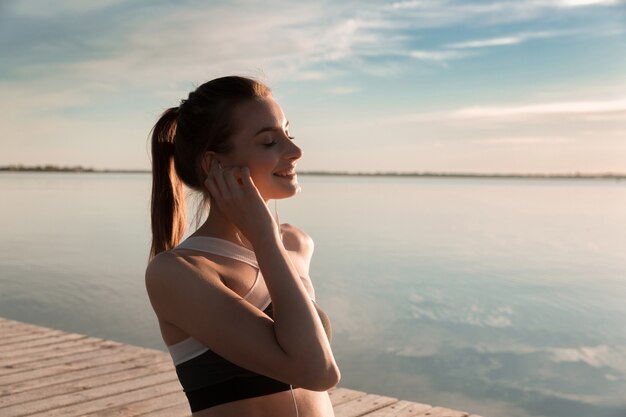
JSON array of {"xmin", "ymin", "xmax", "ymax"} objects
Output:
[
  {"xmin": 282, "ymin": 223, "xmax": 332, "ymax": 341},
  {"xmin": 281, "ymin": 223, "xmax": 316, "ymax": 300}
]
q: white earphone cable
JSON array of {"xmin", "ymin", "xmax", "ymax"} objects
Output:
[{"xmin": 290, "ymin": 384, "xmax": 299, "ymax": 417}]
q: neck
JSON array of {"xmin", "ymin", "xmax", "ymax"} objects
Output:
[{"xmin": 194, "ymin": 200, "xmax": 277, "ymax": 250}]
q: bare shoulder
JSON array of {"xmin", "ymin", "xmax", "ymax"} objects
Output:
[
  {"xmin": 146, "ymin": 250, "xmax": 193, "ymax": 282},
  {"xmin": 144, "ymin": 250, "xmax": 219, "ymax": 307},
  {"xmin": 280, "ymin": 223, "xmax": 314, "ymax": 259}
]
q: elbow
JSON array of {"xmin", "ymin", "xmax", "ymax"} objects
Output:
[
  {"xmin": 299, "ymin": 362, "xmax": 341, "ymax": 391},
  {"xmin": 324, "ymin": 363, "xmax": 341, "ymax": 390}
]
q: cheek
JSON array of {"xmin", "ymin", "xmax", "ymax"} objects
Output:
[
  {"xmin": 246, "ymin": 158, "xmax": 276, "ymax": 184},
  {"xmin": 247, "ymin": 154, "xmax": 276, "ymax": 173}
]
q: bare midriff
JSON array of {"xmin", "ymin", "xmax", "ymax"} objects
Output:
[{"xmin": 192, "ymin": 388, "xmax": 335, "ymax": 417}]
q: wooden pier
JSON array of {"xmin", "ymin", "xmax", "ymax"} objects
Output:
[{"xmin": 0, "ymin": 317, "xmax": 482, "ymax": 417}]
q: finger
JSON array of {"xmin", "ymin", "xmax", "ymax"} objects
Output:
[
  {"xmin": 240, "ymin": 167, "xmax": 258, "ymax": 192},
  {"xmin": 224, "ymin": 167, "xmax": 244, "ymax": 194},
  {"xmin": 204, "ymin": 173, "xmax": 222, "ymax": 200},
  {"xmin": 212, "ymin": 160, "xmax": 231, "ymax": 196},
  {"xmin": 201, "ymin": 154, "xmax": 211, "ymax": 176}
]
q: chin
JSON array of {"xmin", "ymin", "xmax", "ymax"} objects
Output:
[{"xmin": 261, "ymin": 175, "xmax": 301, "ymax": 200}]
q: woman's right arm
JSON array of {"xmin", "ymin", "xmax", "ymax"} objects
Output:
[{"xmin": 145, "ymin": 247, "xmax": 339, "ymax": 391}]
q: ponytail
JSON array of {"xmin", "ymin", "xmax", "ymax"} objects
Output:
[
  {"xmin": 149, "ymin": 107, "xmax": 187, "ymax": 259},
  {"xmin": 148, "ymin": 76, "xmax": 273, "ymax": 259}
]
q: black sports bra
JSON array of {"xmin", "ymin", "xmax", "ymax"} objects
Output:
[{"xmin": 166, "ymin": 235, "xmax": 332, "ymax": 412}]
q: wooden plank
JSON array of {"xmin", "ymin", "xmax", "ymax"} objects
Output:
[
  {"xmin": 328, "ymin": 386, "xmax": 368, "ymax": 406},
  {"xmin": 83, "ymin": 390, "xmax": 188, "ymax": 417},
  {"xmin": 0, "ymin": 341, "xmax": 127, "ymax": 376},
  {"xmin": 0, "ymin": 334, "xmax": 90, "ymax": 359},
  {"xmin": 0, "ymin": 332, "xmax": 88, "ymax": 354},
  {"xmin": 0, "ymin": 318, "xmax": 23, "ymax": 327},
  {"xmin": 0, "ymin": 339, "xmax": 122, "ymax": 374},
  {"xmin": 0, "ymin": 355, "xmax": 173, "ymax": 406},
  {"xmin": 334, "ymin": 393, "xmax": 399, "ymax": 417},
  {"xmin": 27, "ymin": 380, "xmax": 184, "ymax": 417},
  {"xmin": 1, "ymin": 370, "xmax": 178, "ymax": 416},
  {"xmin": 2, "ymin": 349, "xmax": 169, "ymax": 393},
  {"xmin": 137, "ymin": 401, "xmax": 191, "ymax": 417},
  {"xmin": 415, "ymin": 407, "xmax": 469, "ymax": 417},
  {"xmin": 0, "ymin": 319, "xmax": 45, "ymax": 331},
  {"xmin": 363, "ymin": 399, "xmax": 433, "ymax": 417},
  {"xmin": 0, "ymin": 330, "xmax": 66, "ymax": 346},
  {"xmin": 0, "ymin": 326, "xmax": 46, "ymax": 338}
]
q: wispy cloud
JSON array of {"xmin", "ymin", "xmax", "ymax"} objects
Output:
[
  {"xmin": 387, "ymin": 0, "xmax": 625, "ymax": 18},
  {"xmin": 409, "ymin": 49, "xmax": 472, "ymax": 62},
  {"xmin": 552, "ymin": 0, "xmax": 624, "ymax": 6},
  {"xmin": 454, "ymin": 98, "xmax": 626, "ymax": 118},
  {"xmin": 382, "ymin": 97, "xmax": 626, "ymax": 124},
  {"xmin": 8, "ymin": 0, "xmax": 128, "ymax": 17},
  {"xmin": 471, "ymin": 136, "xmax": 573, "ymax": 144},
  {"xmin": 325, "ymin": 86, "xmax": 360, "ymax": 95},
  {"xmin": 446, "ymin": 30, "xmax": 566, "ymax": 48}
]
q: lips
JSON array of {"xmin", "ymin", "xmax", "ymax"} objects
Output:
[{"xmin": 273, "ymin": 166, "xmax": 297, "ymax": 177}]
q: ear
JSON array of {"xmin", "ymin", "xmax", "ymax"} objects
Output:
[{"xmin": 201, "ymin": 152, "xmax": 215, "ymax": 176}]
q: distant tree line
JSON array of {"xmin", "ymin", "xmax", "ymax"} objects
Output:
[
  {"xmin": 0, "ymin": 164, "xmax": 96, "ymax": 172},
  {"xmin": 0, "ymin": 164, "xmax": 623, "ymax": 179}
]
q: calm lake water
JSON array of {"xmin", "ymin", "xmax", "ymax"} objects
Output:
[{"xmin": 1, "ymin": 172, "xmax": 625, "ymax": 417}]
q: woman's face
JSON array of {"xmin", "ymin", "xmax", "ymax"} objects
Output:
[{"xmin": 216, "ymin": 96, "xmax": 303, "ymax": 201}]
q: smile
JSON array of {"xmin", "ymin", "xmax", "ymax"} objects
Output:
[{"xmin": 273, "ymin": 172, "xmax": 296, "ymax": 179}]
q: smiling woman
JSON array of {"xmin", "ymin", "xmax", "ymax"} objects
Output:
[{"xmin": 145, "ymin": 76, "xmax": 338, "ymax": 417}]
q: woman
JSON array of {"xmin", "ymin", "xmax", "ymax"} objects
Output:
[{"xmin": 145, "ymin": 76, "xmax": 340, "ymax": 417}]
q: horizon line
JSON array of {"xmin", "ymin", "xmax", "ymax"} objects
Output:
[{"xmin": 1, "ymin": 165, "xmax": 625, "ymax": 179}]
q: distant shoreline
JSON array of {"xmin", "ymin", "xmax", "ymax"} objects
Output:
[{"xmin": 1, "ymin": 165, "xmax": 624, "ymax": 180}]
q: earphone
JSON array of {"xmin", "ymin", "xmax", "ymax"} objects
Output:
[{"xmin": 290, "ymin": 384, "xmax": 299, "ymax": 417}]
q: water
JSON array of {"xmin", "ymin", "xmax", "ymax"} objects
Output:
[{"xmin": 1, "ymin": 172, "xmax": 625, "ymax": 417}]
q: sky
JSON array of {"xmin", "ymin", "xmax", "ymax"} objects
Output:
[{"xmin": 1, "ymin": 0, "xmax": 625, "ymax": 174}]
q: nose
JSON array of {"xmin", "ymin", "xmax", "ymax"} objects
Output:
[{"xmin": 284, "ymin": 138, "xmax": 303, "ymax": 161}]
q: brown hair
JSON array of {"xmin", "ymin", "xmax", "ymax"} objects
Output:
[{"xmin": 149, "ymin": 76, "xmax": 272, "ymax": 259}]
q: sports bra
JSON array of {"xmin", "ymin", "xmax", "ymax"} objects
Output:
[{"xmin": 166, "ymin": 235, "xmax": 332, "ymax": 413}]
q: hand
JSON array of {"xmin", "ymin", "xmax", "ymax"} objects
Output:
[{"xmin": 203, "ymin": 157, "xmax": 276, "ymax": 243}]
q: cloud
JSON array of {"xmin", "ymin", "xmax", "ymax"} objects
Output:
[
  {"xmin": 324, "ymin": 86, "xmax": 360, "ymax": 95},
  {"xmin": 1, "ymin": 3, "xmax": 416, "ymax": 98},
  {"xmin": 381, "ymin": 97, "xmax": 626, "ymax": 124},
  {"xmin": 376, "ymin": 0, "xmax": 626, "ymax": 42},
  {"xmin": 7, "ymin": 0, "xmax": 128, "ymax": 17},
  {"xmin": 446, "ymin": 31, "xmax": 566, "ymax": 49},
  {"xmin": 552, "ymin": 0, "xmax": 624, "ymax": 6},
  {"xmin": 454, "ymin": 98, "xmax": 626, "ymax": 118},
  {"xmin": 471, "ymin": 136, "xmax": 573, "ymax": 144},
  {"xmin": 408, "ymin": 49, "xmax": 472, "ymax": 63},
  {"xmin": 2, "ymin": 0, "xmax": 625, "ymax": 172},
  {"xmin": 3, "ymin": 0, "xmax": 622, "ymax": 99}
]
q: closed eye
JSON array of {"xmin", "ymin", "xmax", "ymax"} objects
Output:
[{"xmin": 264, "ymin": 134, "xmax": 294, "ymax": 147}]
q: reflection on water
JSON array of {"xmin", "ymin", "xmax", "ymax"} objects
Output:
[{"xmin": 1, "ymin": 173, "xmax": 625, "ymax": 417}]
